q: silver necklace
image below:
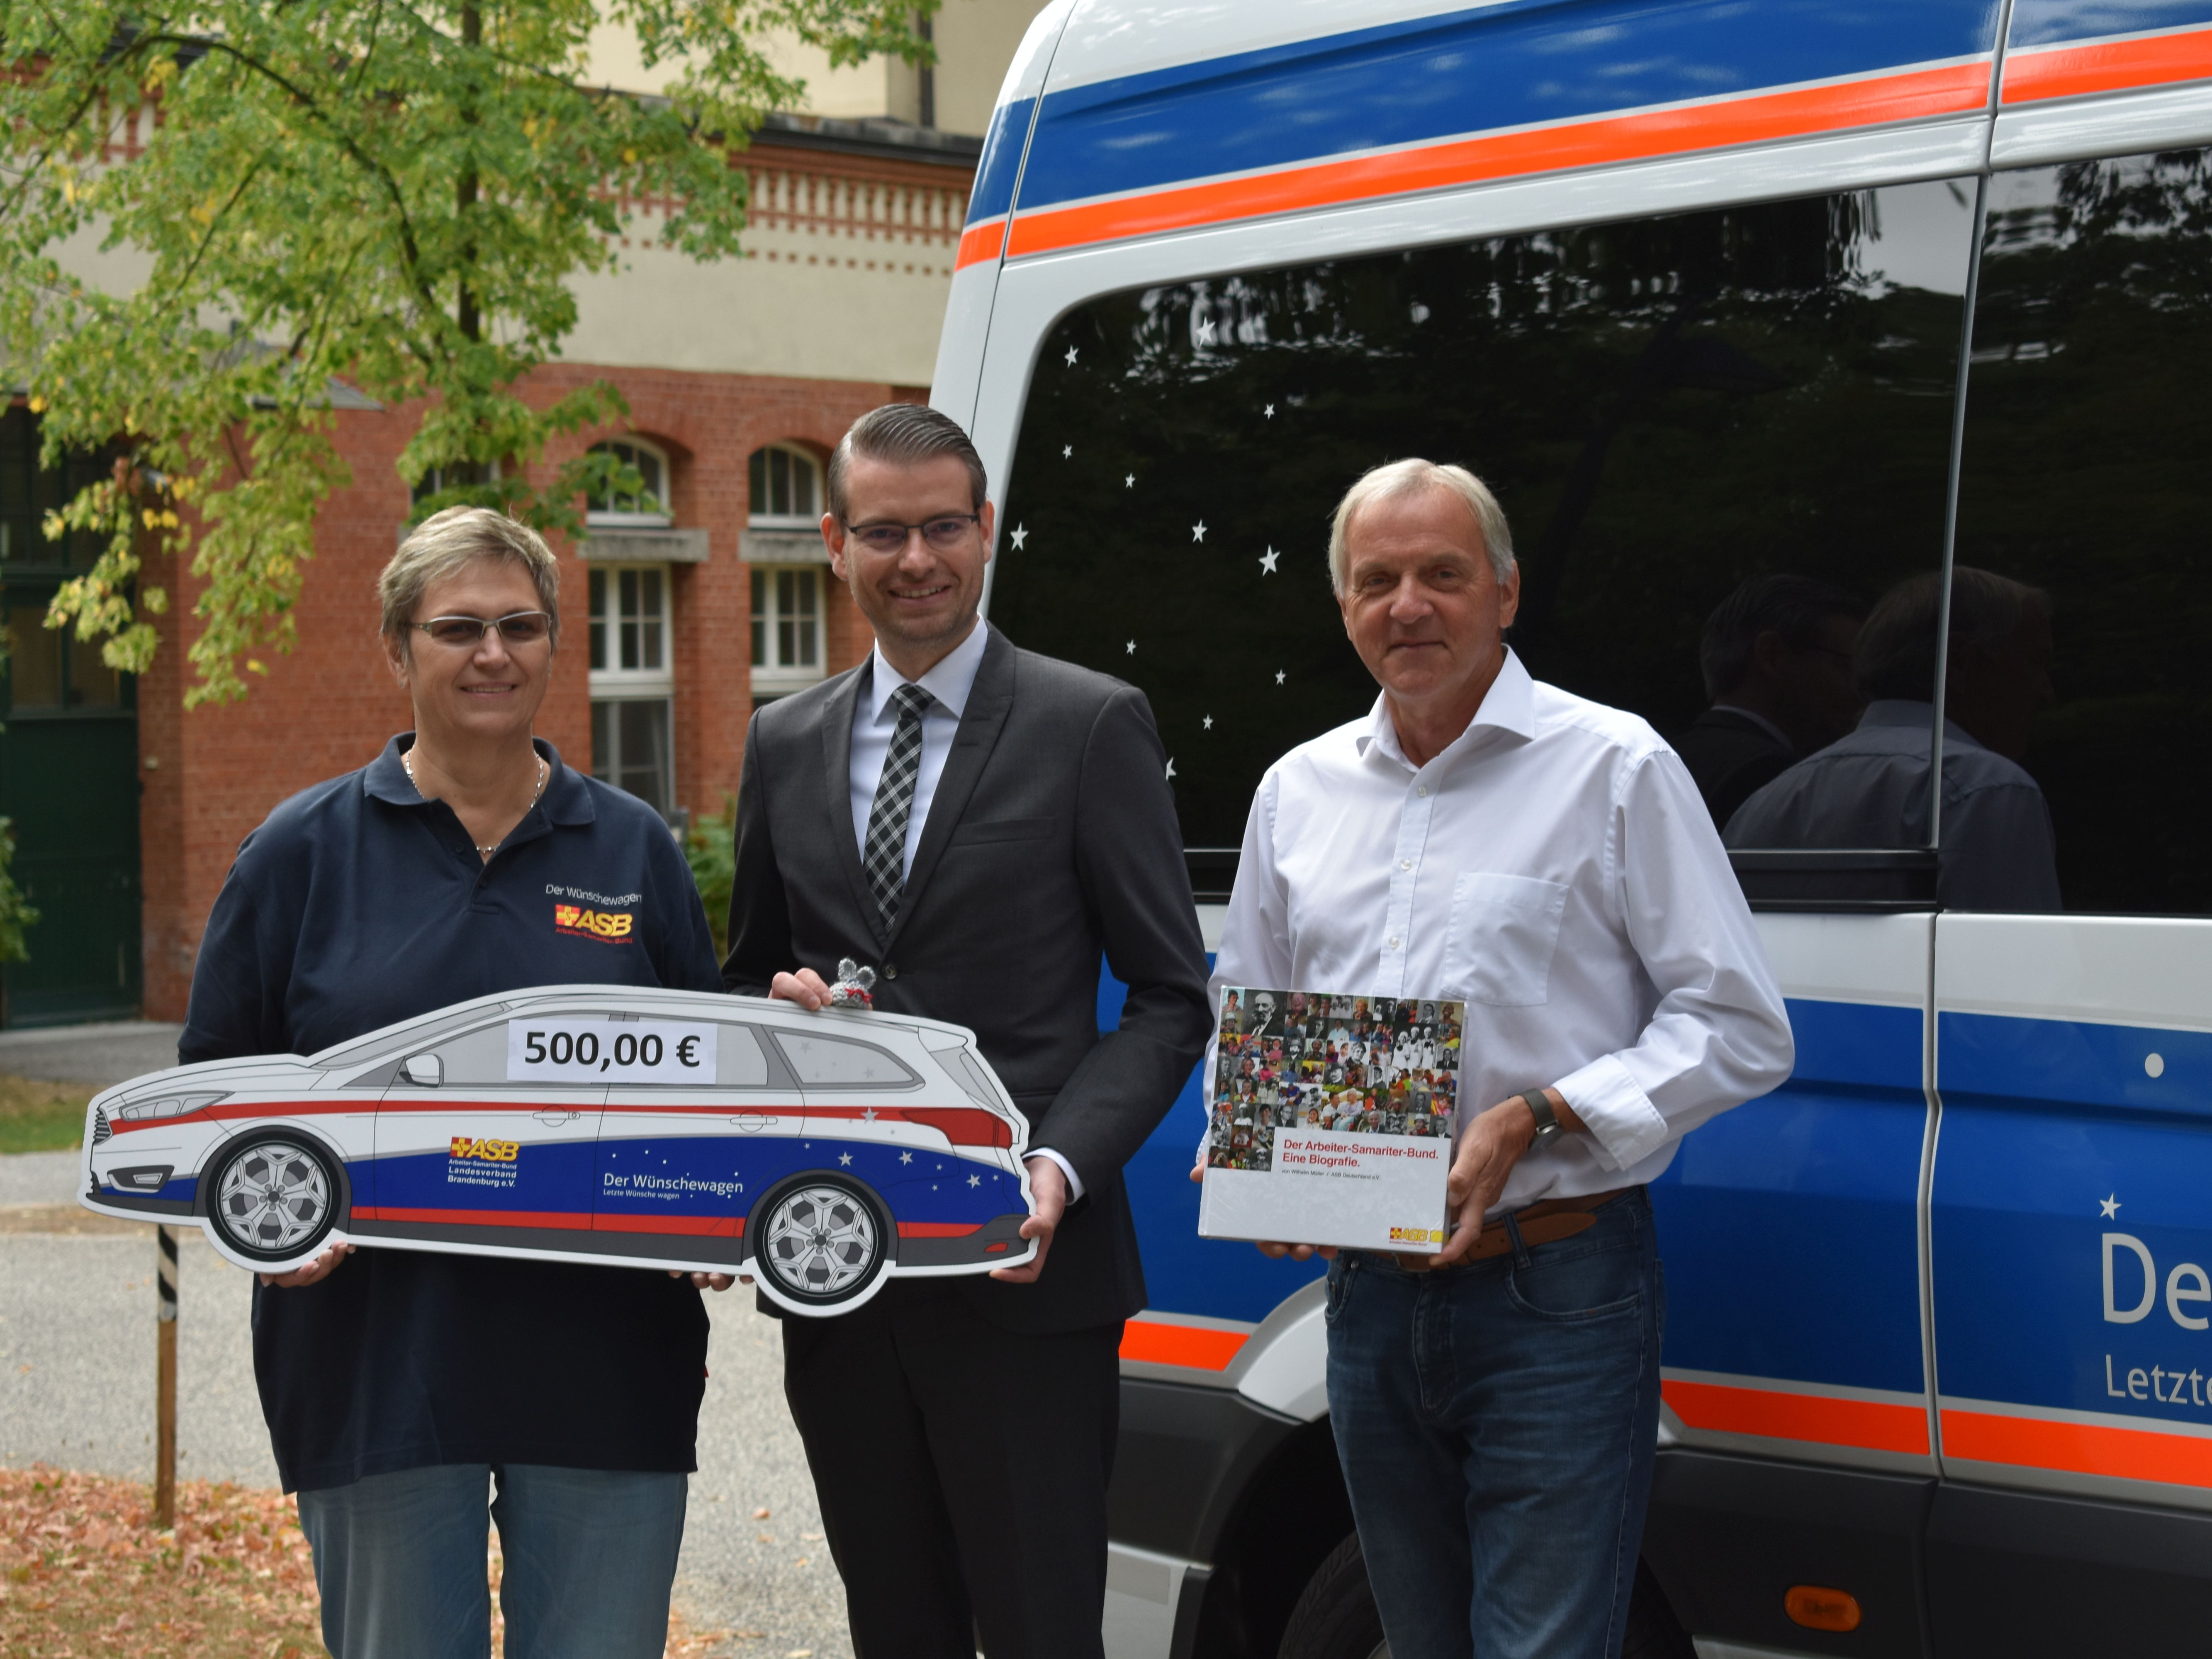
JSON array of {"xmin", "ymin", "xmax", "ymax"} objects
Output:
[{"xmin": 404, "ymin": 747, "xmax": 548, "ymax": 858}]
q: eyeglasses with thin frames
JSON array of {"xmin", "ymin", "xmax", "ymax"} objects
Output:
[
  {"xmin": 413, "ymin": 611, "xmax": 554, "ymax": 648},
  {"xmin": 840, "ymin": 514, "xmax": 983, "ymax": 555}
]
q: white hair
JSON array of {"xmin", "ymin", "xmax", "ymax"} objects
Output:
[{"xmin": 1326, "ymin": 459, "xmax": 1515, "ymax": 595}]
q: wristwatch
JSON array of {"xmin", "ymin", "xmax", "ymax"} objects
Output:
[{"xmin": 1521, "ymin": 1089, "xmax": 1564, "ymax": 1143}]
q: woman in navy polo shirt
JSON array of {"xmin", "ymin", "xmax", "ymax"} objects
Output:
[{"xmin": 183, "ymin": 507, "xmax": 724, "ymax": 1659}]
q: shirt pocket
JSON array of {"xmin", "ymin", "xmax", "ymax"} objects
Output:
[{"xmin": 1441, "ymin": 871, "xmax": 1569, "ymax": 1007}]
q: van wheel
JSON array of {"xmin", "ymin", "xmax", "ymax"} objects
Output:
[
  {"xmin": 208, "ymin": 1133, "xmax": 342, "ymax": 1265},
  {"xmin": 1279, "ymin": 1531, "xmax": 1388, "ymax": 1659}
]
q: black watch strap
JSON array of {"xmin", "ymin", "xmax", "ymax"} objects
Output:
[{"xmin": 1522, "ymin": 1089, "xmax": 1563, "ymax": 1141}]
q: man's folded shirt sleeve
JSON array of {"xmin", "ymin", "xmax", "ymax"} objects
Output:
[{"xmin": 1554, "ymin": 748, "xmax": 1796, "ymax": 1172}]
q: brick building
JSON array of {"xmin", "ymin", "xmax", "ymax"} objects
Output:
[{"xmin": 2, "ymin": 8, "xmax": 1042, "ymax": 1027}]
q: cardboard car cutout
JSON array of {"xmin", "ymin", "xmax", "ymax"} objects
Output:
[{"xmin": 77, "ymin": 987, "xmax": 1037, "ymax": 1315}]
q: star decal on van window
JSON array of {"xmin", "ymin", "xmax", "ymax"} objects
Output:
[
  {"xmin": 1064, "ymin": 346, "xmax": 1078, "ymax": 366},
  {"xmin": 1259, "ymin": 547, "xmax": 1280, "ymax": 575},
  {"xmin": 1008, "ymin": 524, "xmax": 1027, "ymax": 550}
]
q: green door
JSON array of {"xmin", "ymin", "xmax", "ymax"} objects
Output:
[{"xmin": 0, "ymin": 408, "xmax": 142, "ymax": 1027}]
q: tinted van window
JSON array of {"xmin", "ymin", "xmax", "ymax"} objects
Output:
[
  {"xmin": 1952, "ymin": 147, "xmax": 2212, "ymax": 916},
  {"xmin": 991, "ymin": 182, "xmax": 1975, "ymax": 889}
]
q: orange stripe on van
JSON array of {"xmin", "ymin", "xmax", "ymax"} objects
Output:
[
  {"xmin": 2001, "ymin": 27, "xmax": 2212, "ymax": 105},
  {"xmin": 956, "ymin": 217, "xmax": 1006, "ymax": 270},
  {"xmin": 1119, "ymin": 1319, "xmax": 1250, "ymax": 1372},
  {"xmin": 1005, "ymin": 61, "xmax": 1991, "ymax": 261},
  {"xmin": 1943, "ymin": 1408, "xmax": 2212, "ymax": 1487},
  {"xmin": 1664, "ymin": 1379, "xmax": 1931, "ymax": 1456}
]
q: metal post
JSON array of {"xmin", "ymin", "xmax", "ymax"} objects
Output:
[{"xmin": 154, "ymin": 1223, "xmax": 178, "ymax": 1528}]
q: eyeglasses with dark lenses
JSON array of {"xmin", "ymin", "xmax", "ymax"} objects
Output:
[
  {"xmin": 842, "ymin": 514, "xmax": 983, "ymax": 555},
  {"xmin": 413, "ymin": 611, "xmax": 554, "ymax": 647}
]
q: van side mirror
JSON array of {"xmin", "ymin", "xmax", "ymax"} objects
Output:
[{"xmin": 402, "ymin": 1054, "xmax": 443, "ymax": 1087}]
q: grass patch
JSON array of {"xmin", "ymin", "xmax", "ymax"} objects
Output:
[{"xmin": 0, "ymin": 1075, "xmax": 93, "ymax": 1155}]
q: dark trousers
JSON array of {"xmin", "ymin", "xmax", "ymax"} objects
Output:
[{"xmin": 782, "ymin": 1280, "xmax": 1122, "ymax": 1659}]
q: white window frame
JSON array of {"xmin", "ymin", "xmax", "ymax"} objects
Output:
[
  {"xmin": 588, "ymin": 563, "xmax": 675, "ymax": 697},
  {"xmin": 586, "ymin": 438, "xmax": 672, "ymax": 529},
  {"xmin": 751, "ymin": 564, "xmax": 825, "ymax": 696},
  {"xmin": 748, "ymin": 443, "xmax": 823, "ymax": 529}
]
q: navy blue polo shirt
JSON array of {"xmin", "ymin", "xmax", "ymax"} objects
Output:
[{"xmin": 182, "ymin": 736, "xmax": 723, "ymax": 1494}]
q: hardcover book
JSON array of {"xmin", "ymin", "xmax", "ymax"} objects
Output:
[{"xmin": 1198, "ymin": 988, "xmax": 1462, "ymax": 1254}]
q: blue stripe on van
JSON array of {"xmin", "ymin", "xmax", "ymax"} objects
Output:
[
  {"xmin": 967, "ymin": 95, "xmax": 1036, "ymax": 226},
  {"xmin": 1938, "ymin": 1012, "xmax": 2212, "ymax": 1119},
  {"xmin": 1013, "ymin": 0, "xmax": 1997, "ymax": 216},
  {"xmin": 2007, "ymin": 0, "xmax": 2212, "ymax": 49},
  {"xmin": 1653, "ymin": 997, "xmax": 1928, "ymax": 1396}
]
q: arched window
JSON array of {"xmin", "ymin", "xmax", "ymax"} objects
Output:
[
  {"xmin": 585, "ymin": 438, "xmax": 670, "ymax": 526},
  {"xmin": 747, "ymin": 443, "xmax": 820, "ymax": 528}
]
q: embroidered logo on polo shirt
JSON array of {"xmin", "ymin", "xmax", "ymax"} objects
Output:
[{"xmin": 553, "ymin": 902, "xmax": 635, "ymax": 942}]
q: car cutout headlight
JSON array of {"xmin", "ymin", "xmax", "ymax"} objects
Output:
[{"xmin": 113, "ymin": 1090, "xmax": 229, "ymax": 1124}]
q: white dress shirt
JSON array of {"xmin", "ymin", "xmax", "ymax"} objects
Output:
[
  {"xmin": 849, "ymin": 619, "xmax": 991, "ymax": 881},
  {"xmin": 849, "ymin": 619, "xmax": 1085, "ymax": 1198},
  {"xmin": 1210, "ymin": 650, "xmax": 1794, "ymax": 1216}
]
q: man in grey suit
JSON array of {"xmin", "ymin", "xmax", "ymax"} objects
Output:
[{"xmin": 723, "ymin": 403, "xmax": 1211, "ymax": 1659}]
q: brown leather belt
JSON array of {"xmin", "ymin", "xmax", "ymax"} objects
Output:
[{"xmin": 1395, "ymin": 1186, "xmax": 1633, "ymax": 1269}]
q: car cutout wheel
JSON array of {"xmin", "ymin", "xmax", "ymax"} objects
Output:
[
  {"xmin": 755, "ymin": 1177, "xmax": 886, "ymax": 1306},
  {"xmin": 209, "ymin": 1134, "xmax": 341, "ymax": 1264}
]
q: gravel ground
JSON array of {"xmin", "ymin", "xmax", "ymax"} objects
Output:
[
  {"xmin": 0, "ymin": 1164, "xmax": 855, "ymax": 1657},
  {"xmin": 0, "ymin": 1020, "xmax": 185, "ymax": 1087}
]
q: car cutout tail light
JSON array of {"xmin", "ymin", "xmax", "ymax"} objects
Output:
[
  {"xmin": 113, "ymin": 1090, "xmax": 230, "ymax": 1124},
  {"xmin": 896, "ymin": 1109, "xmax": 1013, "ymax": 1149}
]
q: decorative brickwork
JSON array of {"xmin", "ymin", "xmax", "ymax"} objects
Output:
[{"xmin": 135, "ymin": 367, "xmax": 929, "ymax": 1021}]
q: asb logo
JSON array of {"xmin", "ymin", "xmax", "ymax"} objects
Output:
[
  {"xmin": 554, "ymin": 903, "xmax": 635, "ymax": 942},
  {"xmin": 450, "ymin": 1137, "xmax": 519, "ymax": 1163}
]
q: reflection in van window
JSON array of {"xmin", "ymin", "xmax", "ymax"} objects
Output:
[
  {"xmin": 992, "ymin": 181, "xmax": 1974, "ymax": 854},
  {"xmin": 1952, "ymin": 147, "xmax": 2212, "ymax": 916},
  {"xmin": 1726, "ymin": 569, "xmax": 2062, "ymax": 912},
  {"xmin": 1678, "ymin": 575, "xmax": 1868, "ymax": 829}
]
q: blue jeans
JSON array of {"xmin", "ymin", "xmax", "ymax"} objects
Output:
[
  {"xmin": 295, "ymin": 1463, "xmax": 688, "ymax": 1659},
  {"xmin": 1324, "ymin": 1188, "xmax": 1664, "ymax": 1659}
]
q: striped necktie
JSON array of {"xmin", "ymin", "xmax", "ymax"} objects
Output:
[{"xmin": 862, "ymin": 683, "xmax": 934, "ymax": 929}]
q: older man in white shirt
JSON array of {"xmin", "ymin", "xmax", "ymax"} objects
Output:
[{"xmin": 1204, "ymin": 459, "xmax": 1793, "ymax": 1659}]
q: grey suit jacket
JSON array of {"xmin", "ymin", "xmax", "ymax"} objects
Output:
[{"xmin": 723, "ymin": 624, "xmax": 1212, "ymax": 1333}]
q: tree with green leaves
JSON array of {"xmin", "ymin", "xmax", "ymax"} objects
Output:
[{"xmin": 0, "ymin": 0, "xmax": 930, "ymax": 704}]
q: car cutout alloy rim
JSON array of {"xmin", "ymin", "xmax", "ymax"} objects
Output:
[
  {"xmin": 215, "ymin": 1139, "xmax": 332, "ymax": 1255},
  {"xmin": 760, "ymin": 1182, "xmax": 880, "ymax": 1299}
]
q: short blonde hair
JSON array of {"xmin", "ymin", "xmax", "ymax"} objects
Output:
[
  {"xmin": 380, "ymin": 507, "xmax": 561, "ymax": 650},
  {"xmin": 1327, "ymin": 459, "xmax": 1515, "ymax": 595}
]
